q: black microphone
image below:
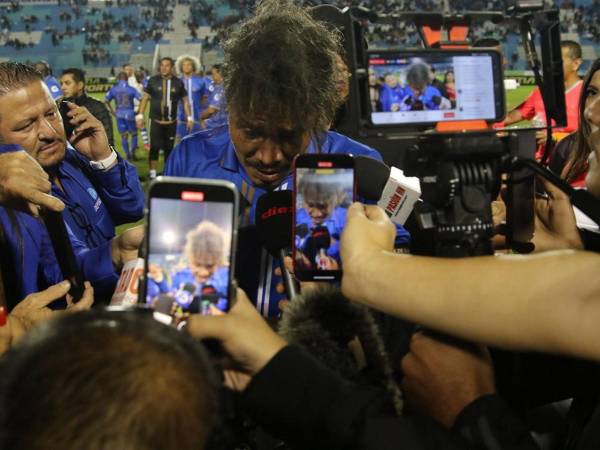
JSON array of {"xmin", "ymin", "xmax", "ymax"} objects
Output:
[
  {"xmin": 432, "ymin": 95, "xmax": 442, "ymax": 106},
  {"xmin": 304, "ymin": 226, "xmax": 331, "ymax": 269},
  {"xmin": 41, "ymin": 209, "xmax": 85, "ymax": 302},
  {"xmin": 255, "ymin": 190, "xmax": 299, "ymax": 301},
  {"xmin": 355, "ymin": 155, "xmax": 391, "ymax": 201}
]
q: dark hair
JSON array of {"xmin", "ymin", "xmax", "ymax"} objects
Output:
[
  {"xmin": 406, "ymin": 62, "xmax": 430, "ymax": 89},
  {"xmin": 211, "ymin": 64, "xmax": 222, "ymax": 73},
  {"xmin": 473, "ymin": 37, "xmax": 501, "ymax": 48},
  {"xmin": 117, "ymin": 71, "xmax": 128, "ymax": 80},
  {"xmin": 0, "ymin": 63, "xmax": 43, "ymax": 98},
  {"xmin": 0, "ymin": 309, "xmax": 219, "ymax": 450},
  {"xmin": 222, "ymin": 0, "xmax": 341, "ymax": 137},
  {"xmin": 160, "ymin": 57, "xmax": 175, "ymax": 66},
  {"xmin": 62, "ymin": 67, "xmax": 85, "ymax": 84},
  {"xmin": 561, "ymin": 40, "xmax": 582, "ymax": 60},
  {"xmin": 444, "ymin": 70, "xmax": 454, "ymax": 83},
  {"xmin": 34, "ymin": 60, "xmax": 51, "ymax": 77},
  {"xmin": 564, "ymin": 58, "xmax": 600, "ymax": 183}
]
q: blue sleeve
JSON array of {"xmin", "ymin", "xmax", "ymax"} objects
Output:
[
  {"xmin": 164, "ymin": 140, "xmax": 188, "ymax": 176},
  {"xmin": 104, "ymin": 88, "xmax": 114, "ymax": 102},
  {"xmin": 380, "ymin": 87, "xmax": 390, "ymax": 112},
  {"xmin": 73, "ymin": 152, "xmax": 145, "ymax": 225}
]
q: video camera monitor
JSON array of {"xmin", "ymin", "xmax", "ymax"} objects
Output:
[{"xmin": 367, "ymin": 49, "xmax": 505, "ymax": 127}]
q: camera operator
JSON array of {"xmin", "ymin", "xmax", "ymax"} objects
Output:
[{"xmin": 337, "ymin": 64, "xmax": 600, "ymax": 448}]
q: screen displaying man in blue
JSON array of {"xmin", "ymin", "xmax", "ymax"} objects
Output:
[
  {"xmin": 146, "ymin": 198, "xmax": 232, "ymax": 318},
  {"xmin": 295, "ymin": 168, "xmax": 353, "ymax": 271},
  {"xmin": 369, "ymin": 53, "xmax": 497, "ymax": 125}
]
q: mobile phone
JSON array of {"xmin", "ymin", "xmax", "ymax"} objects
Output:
[
  {"xmin": 58, "ymin": 100, "xmax": 76, "ymax": 138},
  {"xmin": 143, "ymin": 177, "xmax": 238, "ymax": 323},
  {"xmin": 293, "ymin": 154, "xmax": 355, "ymax": 282},
  {"xmin": 367, "ymin": 48, "xmax": 505, "ymax": 127}
]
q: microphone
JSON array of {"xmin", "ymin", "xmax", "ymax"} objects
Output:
[
  {"xmin": 175, "ymin": 281, "xmax": 197, "ymax": 308},
  {"xmin": 303, "ymin": 225, "xmax": 331, "ymax": 269},
  {"xmin": 41, "ymin": 209, "xmax": 85, "ymax": 302},
  {"xmin": 355, "ymin": 156, "xmax": 421, "ymax": 225},
  {"xmin": 255, "ymin": 190, "xmax": 299, "ymax": 301}
]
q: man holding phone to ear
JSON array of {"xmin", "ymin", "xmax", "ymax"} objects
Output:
[
  {"xmin": 0, "ymin": 62, "xmax": 144, "ymax": 251},
  {"xmin": 164, "ymin": 0, "xmax": 409, "ymax": 316}
]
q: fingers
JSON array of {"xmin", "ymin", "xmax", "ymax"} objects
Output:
[
  {"xmin": 68, "ymin": 282, "xmax": 94, "ymax": 311},
  {"xmin": 363, "ymin": 204, "xmax": 391, "ymax": 223},
  {"xmin": 347, "ymin": 202, "xmax": 367, "ymax": 220},
  {"xmin": 537, "ymin": 176, "xmax": 569, "ymax": 201},
  {"xmin": 25, "ymin": 191, "xmax": 65, "ymax": 213},
  {"xmin": 26, "ymin": 280, "xmax": 72, "ymax": 308}
]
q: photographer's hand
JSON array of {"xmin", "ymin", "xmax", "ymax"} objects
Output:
[{"xmin": 532, "ymin": 177, "xmax": 583, "ymax": 252}]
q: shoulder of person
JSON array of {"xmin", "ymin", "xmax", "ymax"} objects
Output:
[
  {"xmin": 172, "ymin": 128, "xmax": 230, "ymax": 162},
  {"xmin": 322, "ymin": 130, "xmax": 383, "ymax": 161}
]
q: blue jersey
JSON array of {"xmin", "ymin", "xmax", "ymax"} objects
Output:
[
  {"xmin": 400, "ymin": 85, "xmax": 443, "ymax": 111},
  {"xmin": 45, "ymin": 75, "xmax": 62, "ymax": 100},
  {"xmin": 204, "ymin": 82, "xmax": 228, "ymax": 130},
  {"xmin": 164, "ymin": 128, "xmax": 409, "ymax": 317},
  {"xmin": 49, "ymin": 147, "xmax": 144, "ymax": 249},
  {"xmin": 105, "ymin": 81, "xmax": 141, "ymax": 120},
  {"xmin": 177, "ymin": 75, "xmax": 208, "ymax": 122},
  {"xmin": 380, "ymin": 84, "xmax": 407, "ymax": 112}
]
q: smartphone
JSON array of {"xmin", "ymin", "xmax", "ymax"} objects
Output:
[
  {"xmin": 143, "ymin": 177, "xmax": 238, "ymax": 324},
  {"xmin": 367, "ymin": 48, "xmax": 505, "ymax": 127},
  {"xmin": 293, "ymin": 154, "xmax": 355, "ymax": 282},
  {"xmin": 58, "ymin": 100, "xmax": 76, "ymax": 138}
]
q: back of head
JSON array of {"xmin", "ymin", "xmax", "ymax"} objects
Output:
[
  {"xmin": 222, "ymin": 0, "xmax": 341, "ymax": 136},
  {"xmin": 561, "ymin": 39, "xmax": 582, "ymax": 60},
  {"xmin": 0, "ymin": 62, "xmax": 42, "ymax": 97},
  {"xmin": 0, "ymin": 309, "xmax": 219, "ymax": 450}
]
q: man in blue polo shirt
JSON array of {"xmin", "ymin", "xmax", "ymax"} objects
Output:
[
  {"xmin": 35, "ymin": 61, "xmax": 62, "ymax": 101},
  {"xmin": 0, "ymin": 62, "xmax": 144, "ymax": 302},
  {"xmin": 105, "ymin": 71, "xmax": 142, "ymax": 161},
  {"xmin": 165, "ymin": 2, "xmax": 409, "ymax": 317},
  {"xmin": 200, "ymin": 65, "xmax": 227, "ymax": 133}
]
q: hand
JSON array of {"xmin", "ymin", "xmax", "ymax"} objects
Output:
[
  {"xmin": 135, "ymin": 113, "xmax": 145, "ymax": 129},
  {"xmin": 274, "ymin": 256, "xmax": 319, "ymax": 312},
  {"xmin": 111, "ymin": 225, "xmax": 144, "ymax": 270},
  {"xmin": 535, "ymin": 129, "xmax": 548, "ymax": 146},
  {"xmin": 186, "ymin": 117, "xmax": 194, "ymax": 132},
  {"xmin": 10, "ymin": 280, "xmax": 94, "ymax": 333},
  {"xmin": 186, "ymin": 288, "xmax": 287, "ymax": 384},
  {"xmin": 148, "ymin": 263, "xmax": 165, "ymax": 283},
  {"xmin": 532, "ymin": 177, "xmax": 583, "ymax": 252},
  {"xmin": 200, "ymin": 119, "xmax": 206, "ymax": 129},
  {"xmin": 400, "ymin": 332, "xmax": 496, "ymax": 428},
  {"xmin": 0, "ymin": 151, "xmax": 65, "ymax": 216},
  {"xmin": 63, "ymin": 102, "xmax": 111, "ymax": 161},
  {"xmin": 341, "ymin": 203, "xmax": 395, "ymax": 301}
]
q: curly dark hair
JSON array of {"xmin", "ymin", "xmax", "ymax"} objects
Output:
[{"xmin": 222, "ymin": 0, "xmax": 341, "ymax": 137}]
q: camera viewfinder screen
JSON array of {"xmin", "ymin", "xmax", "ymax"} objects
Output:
[
  {"xmin": 147, "ymin": 197, "xmax": 233, "ymax": 320},
  {"xmin": 294, "ymin": 167, "xmax": 354, "ymax": 274},
  {"xmin": 369, "ymin": 52, "xmax": 500, "ymax": 125}
]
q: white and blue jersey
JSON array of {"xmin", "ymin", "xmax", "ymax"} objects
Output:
[
  {"xmin": 105, "ymin": 80, "xmax": 141, "ymax": 133},
  {"xmin": 164, "ymin": 128, "xmax": 409, "ymax": 317},
  {"xmin": 45, "ymin": 75, "xmax": 62, "ymax": 100},
  {"xmin": 400, "ymin": 85, "xmax": 443, "ymax": 111},
  {"xmin": 178, "ymin": 75, "xmax": 208, "ymax": 122},
  {"xmin": 204, "ymin": 82, "xmax": 228, "ymax": 131}
]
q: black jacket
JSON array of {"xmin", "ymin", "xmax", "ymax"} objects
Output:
[{"xmin": 241, "ymin": 345, "xmax": 468, "ymax": 450}]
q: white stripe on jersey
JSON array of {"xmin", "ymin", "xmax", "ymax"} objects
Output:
[
  {"xmin": 166, "ymin": 79, "xmax": 172, "ymax": 120},
  {"xmin": 256, "ymin": 248, "xmax": 268, "ymax": 314},
  {"xmin": 188, "ymin": 78, "xmax": 194, "ymax": 120},
  {"xmin": 262, "ymin": 255, "xmax": 273, "ymax": 317}
]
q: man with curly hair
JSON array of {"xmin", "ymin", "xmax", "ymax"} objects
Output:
[{"xmin": 165, "ymin": 0, "xmax": 408, "ymax": 317}]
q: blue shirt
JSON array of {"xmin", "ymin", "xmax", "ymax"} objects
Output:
[
  {"xmin": 50, "ymin": 147, "xmax": 145, "ymax": 249},
  {"xmin": 296, "ymin": 206, "xmax": 346, "ymax": 266},
  {"xmin": 380, "ymin": 84, "xmax": 407, "ymax": 112},
  {"xmin": 204, "ymin": 82, "xmax": 228, "ymax": 131},
  {"xmin": 170, "ymin": 266, "xmax": 230, "ymax": 311},
  {"xmin": 178, "ymin": 75, "xmax": 208, "ymax": 122},
  {"xmin": 400, "ymin": 85, "xmax": 443, "ymax": 111},
  {"xmin": 45, "ymin": 75, "xmax": 62, "ymax": 100},
  {"xmin": 164, "ymin": 128, "xmax": 409, "ymax": 317},
  {"xmin": 105, "ymin": 81, "xmax": 141, "ymax": 120},
  {"xmin": 0, "ymin": 207, "xmax": 116, "ymax": 309}
]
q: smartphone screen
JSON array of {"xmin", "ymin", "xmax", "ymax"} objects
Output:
[
  {"xmin": 144, "ymin": 178, "xmax": 238, "ymax": 324},
  {"xmin": 293, "ymin": 155, "xmax": 354, "ymax": 281}
]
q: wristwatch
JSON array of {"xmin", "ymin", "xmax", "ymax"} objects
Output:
[{"xmin": 89, "ymin": 147, "xmax": 118, "ymax": 171}]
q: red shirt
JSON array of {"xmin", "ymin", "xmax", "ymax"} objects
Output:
[{"xmin": 517, "ymin": 80, "xmax": 583, "ymax": 133}]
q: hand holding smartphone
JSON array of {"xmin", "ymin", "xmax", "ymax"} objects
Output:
[
  {"xmin": 293, "ymin": 154, "xmax": 355, "ymax": 282},
  {"xmin": 142, "ymin": 178, "xmax": 238, "ymax": 324}
]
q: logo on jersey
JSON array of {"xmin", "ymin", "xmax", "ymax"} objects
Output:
[{"xmin": 87, "ymin": 187, "xmax": 98, "ymax": 201}]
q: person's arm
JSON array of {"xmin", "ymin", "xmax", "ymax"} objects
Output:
[
  {"xmin": 340, "ymin": 203, "xmax": 600, "ymax": 361},
  {"xmin": 503, "ymin": 109, "xmax": 523, "ymax": 126},
  {"xmin": 183, "ymin": 96, "xmax": 193, "ymax": 131},
  {"xmin": 136, "ymin": 92, "xmax": 150, "ymax": 127}
]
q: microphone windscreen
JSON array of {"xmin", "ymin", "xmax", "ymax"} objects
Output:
[
  {"xmin": 354, "ymin": 156, "xmax": 391, "ymax": 201},
  {"xmin": 255, "ymin": 190, "xmax": 293, "ymax": 255}
]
